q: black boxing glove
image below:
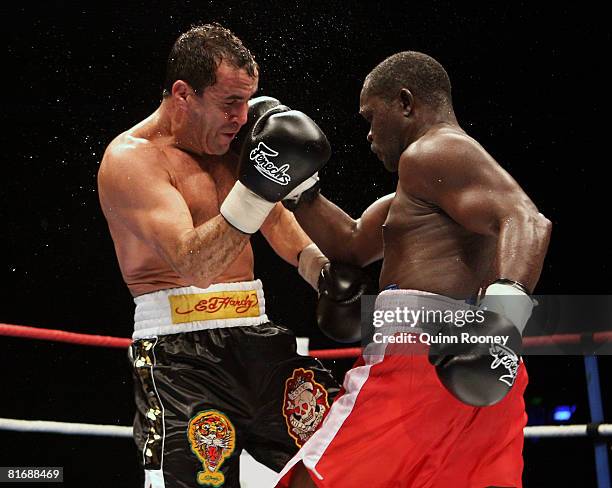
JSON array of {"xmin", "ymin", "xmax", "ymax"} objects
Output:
[
  {"xmin": 428, "ymin": 310, "xmax": 522, "ymax": 407},
  {"xmin": 230, "ymin": 96, "xmax": 282, "ymax": 155},
  {"xmin": 221, "ymin": 104, "xmax": 331, "ymax": 233},
  {"xmin": 316, "ymin": 262, "xmax": 372, "ymax": 343},
  {"xmin": 429, "ymin": 280, "xmax": 533, "ymax": 407},
  {"xmin": 282, "ymin": 173, "xmax": 321, "ymax": 211}
]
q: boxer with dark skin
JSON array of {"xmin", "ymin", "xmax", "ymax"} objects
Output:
[
  {"xmin": 294, "ymin": 66, "xmax": 550, "ymax": 299},
  {"xmin": 281, "ymin": 51, "xmax": 551, "ymax": 488}
]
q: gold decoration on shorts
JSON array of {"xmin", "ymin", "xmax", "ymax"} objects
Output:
[
  {"xmin": 188, "ymin": 410, "xmax": 236, "ymax": 487},
  {"xmin": 132, "ymin": 339, "xmax": 164, "ymax": 469}
]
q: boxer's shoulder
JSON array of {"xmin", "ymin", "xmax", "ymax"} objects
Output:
[
  {"xmin": 101, "ymin": 132, "xmax": 172, "ymax": 182},
  {"xmin": 399, "ymin": 126, "xmax": 493, "ymax": 189},
  {"xmin": 98, "ymin": 137, "xmax": 176, "ymax": 215},
  {"xmin": 403, "ymin": 126, "xmax": 475, "ymax": 164}
]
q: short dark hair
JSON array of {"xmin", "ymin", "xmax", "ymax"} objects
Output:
[
  {"xmin": 364, "ymin": 51, "xmax": 452, "ymax": 108},
  {"xmin": 163, "ymin": 23, "xmax": 258, "ymax": 97}
]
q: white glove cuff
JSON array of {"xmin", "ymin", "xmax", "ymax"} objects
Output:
[
  {"xmin": 480, "ymin": 282, "xmax": 534, "ymax": 334},
  {"xmin": 220, "ymin": 181, "xmax": 276, "ymax": 234},
  {"xmin": 298, "ymin": 243, "xmax": 330, "ymax": 290},
  {"xmin": 284, "ymin": 173, "xmax": 319, "ymax": 202}
]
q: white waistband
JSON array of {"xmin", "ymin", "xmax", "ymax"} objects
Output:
[
  {"xmin": 375, "ymin": 289, "xmax": 474, "ymax": 313},
  {"xmin": 364, "ymin": 289, "xmax": 477, "ymax": 357},
  {"xmin": 373, "ymin": 289, "xmax": 476, "ymax": 331},
  {"xmin": 133, "ymin": 280, "xmax": 268, "ymax": 339}
]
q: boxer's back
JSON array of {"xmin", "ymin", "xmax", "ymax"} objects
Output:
[
  {"xmin": 379, "ymin": 127, "xmax": 497, "ymax": 298},
  {"xmin": 99, "ymin": 115, "xmax": 254, "ymax": 297}
]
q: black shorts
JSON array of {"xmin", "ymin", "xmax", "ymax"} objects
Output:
[{"xmin": 131, "ymin": 322, "xmax": 339, "ymax": 487}]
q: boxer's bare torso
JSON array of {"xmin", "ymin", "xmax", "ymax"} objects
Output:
[
  {"xmin": 295, "ymin": 124, "xmax": 541, "ymax": 300},
  {"xmin": 99, "ymin": 114, "xmax": 253, "ymax": 297},
  {"xmin": 380, "ymin": 194, "xmax": 495, "ymax": 298},
  {"xmin": 379, "ymin": 126, "xmax": 497, "ymax": 298}
]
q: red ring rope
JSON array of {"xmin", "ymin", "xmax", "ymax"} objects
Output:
[
  {"xmin": 1, "ymin": 323, "xmax": 612, "ymax": 358},
  {"xmin": 0, "ymin": 323, "xmax": 131, "ymax": 348}
]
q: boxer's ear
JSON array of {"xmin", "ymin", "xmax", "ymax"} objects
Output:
[
  {"xmin": 399, "ymin": 88, "xmax": 413, "ymax": 117},
  {"xmin": 171, "ymin": 80, "xmax": 192, "ymax": 102}
]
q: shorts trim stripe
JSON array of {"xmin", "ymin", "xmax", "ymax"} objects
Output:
[
  {"xmin": 143, "ymin": 337, "xmax": 166, "ymax": 488},
  {"xmin": 276, "ymin": 352, "xmax": 386, "ymax": 482}
]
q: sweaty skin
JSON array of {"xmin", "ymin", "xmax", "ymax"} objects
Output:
[
  {"xmin": 382, "ymin": 124, "xmax": 550, "ymax": 297},
  {"xmin": 98, "ymin": 62, "xmax": 311, "ymax": 297},
  {"xmin": 293, "ymin": 93, "xmax": 551, "ymax": 300},
  {"xmin": 286, "ymin": 73, "xmax": 551, "ymax": 487}
]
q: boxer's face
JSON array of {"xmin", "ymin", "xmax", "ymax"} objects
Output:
[
  {"xmin": 359, "ymin": 90, "xmax": 404, "ymax": 172},
  {"xmin": 189, "ymin": 62, "xmax": 258, "ymax": 155}
]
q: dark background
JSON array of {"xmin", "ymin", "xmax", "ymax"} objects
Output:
[{"xmin": 2, "ymin": 1, "xmax": 610, "ymax": 487}]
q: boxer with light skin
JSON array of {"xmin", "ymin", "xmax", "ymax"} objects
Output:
[
  {"xmin": 99, "ymin": 60, "xmax": 258, "ymax": 295},
  {"xmin": 98, "ymin": 24, "xmax": 350, "ymax": 488},
  {"xmin": 277, "ymin": 51, "xmax": 552, "ymax": 488}
]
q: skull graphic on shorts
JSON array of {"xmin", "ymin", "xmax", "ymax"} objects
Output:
[
  {"xmin": 292, "ymin": 388, "xmax": 318, "ymax": 425},
  {"xmin": 283, "ymin": 368, "xmax": 329, "ymax": 447}
]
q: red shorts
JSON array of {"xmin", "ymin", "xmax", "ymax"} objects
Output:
[{"xmin": 276, "ymin": 344, "xmax": 528, "ymax": 488}]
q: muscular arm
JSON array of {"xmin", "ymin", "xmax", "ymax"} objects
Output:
[
  {"xmin": 403, "ymin": 134, "xmax": 552, "ymax": 292},
  {"xmin": 260, "ymin": 203, "xmax": 311, "ymax": 266},
  {"xmin": 98, "ymin": 143, "xmax": 249, "ymax": 289},
  {"xmin": 293, "ymin": 192, "xmax": 394, "ymax": 266}
]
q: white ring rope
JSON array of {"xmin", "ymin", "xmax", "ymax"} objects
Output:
[
  {"xmin": 0, "ymin": 418, "xmax": 132, "ymax": 437},
  {"xmin": 0, "ymin": 417, "xmax": 610, "ymax": 439},
  {"xmin": 525, "ymin": 424, "xmax": 612, "ymax": 438}
]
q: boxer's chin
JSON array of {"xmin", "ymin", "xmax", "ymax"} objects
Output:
[
  {"xmin": 382, "ymin": 157, "xmax": 398, "ymax": 173},
  {"xmin": 210, "ymin": 140, "xmax": 231, "ymax": 156}
]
